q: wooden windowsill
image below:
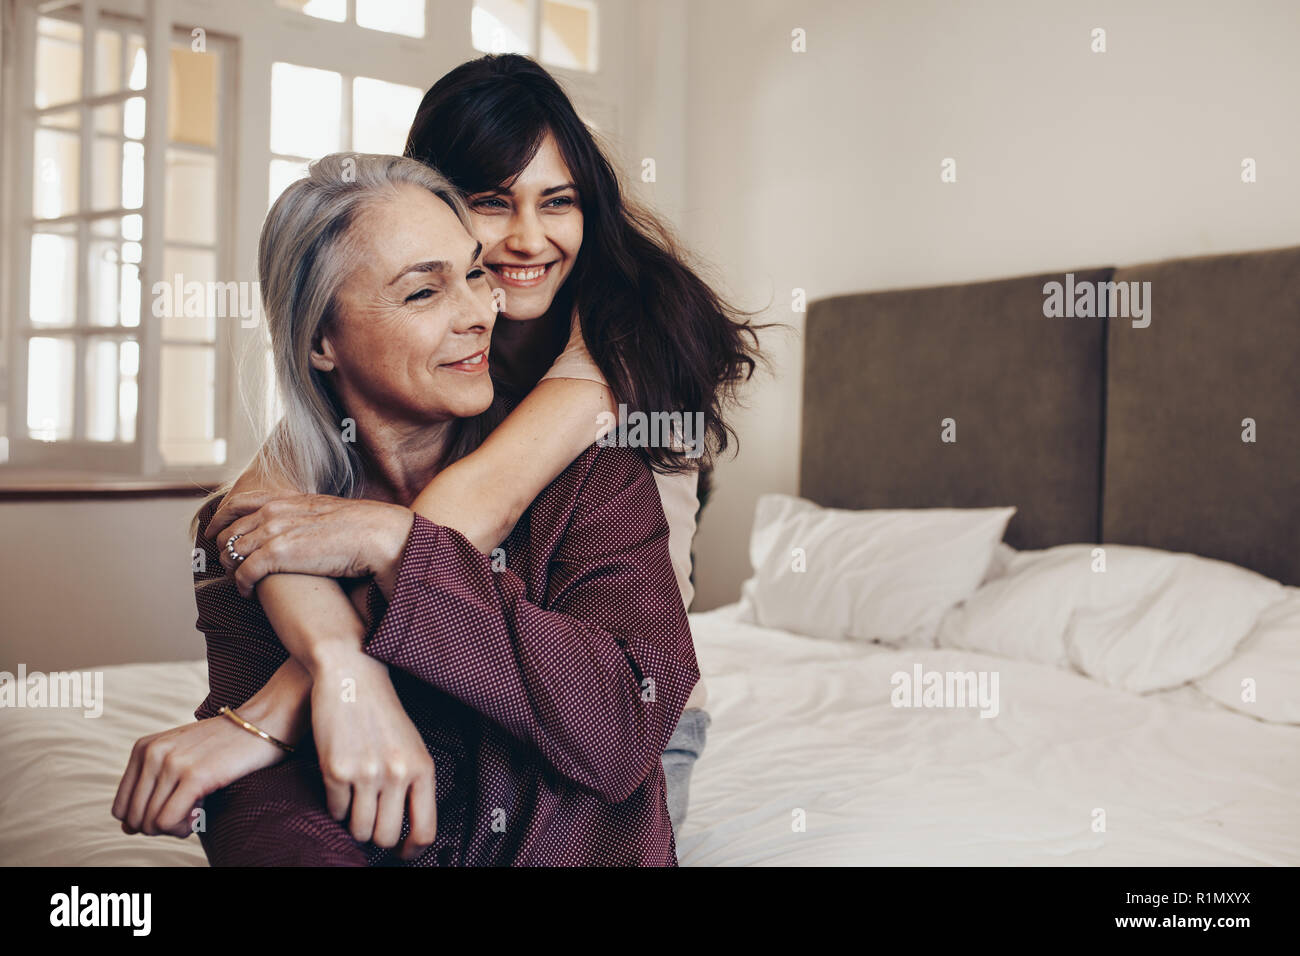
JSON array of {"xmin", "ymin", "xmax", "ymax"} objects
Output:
[{"xmin": 0, "ymin": 471, "xmax": 224, "ymax": 501}]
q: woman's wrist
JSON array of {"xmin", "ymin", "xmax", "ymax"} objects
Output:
[
  {"xmin": 300, "ymin": 631, "xmax": 370, "ymax": 680},
  {"xmin": 238, "ymin": 659, "xmax": 312, "ymax": 745},
  {"xmin": 368, "ymin": 504, "xmax": 416, "ymax": 599}
]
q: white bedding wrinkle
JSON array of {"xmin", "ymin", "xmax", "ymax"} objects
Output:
[
  {"xmin": 0, "ymin": 665, "xmax": 104, "ymax": 718},
  {"xmin": 890, "ymin": 663, "xmax": 999, "ymax": 718},
  {"xmin": 1194, "ymin": 587, "xmax": 1300, "ymax": 724}
]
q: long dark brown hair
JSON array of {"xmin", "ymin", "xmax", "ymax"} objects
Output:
[{"xmin": 405, "ymin": 54, "xmax": 764, "ymax": 474}]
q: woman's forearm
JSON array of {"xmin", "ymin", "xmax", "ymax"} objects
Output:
[
  {"xmin": 254, "ymin": 573, "xmax": 369, "ymax": 678},
  {"xmin": 409, "ymin": 378, "xmax": 615, "ymax": 553},
  {"xmin": 211, "ymin": 453, "xmax": 373, "ymax": 674}
]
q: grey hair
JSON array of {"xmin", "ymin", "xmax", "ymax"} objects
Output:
[
  {"xmin": 190, "ymin": 154, "xmax": 486, "ymax": 564},
  {"xmin": 255, "ymin": 153, "xmax": 472, "ymax": 499}
]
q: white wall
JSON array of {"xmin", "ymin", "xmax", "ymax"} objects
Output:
[
  {"xmin": 0, "ymin": 496, "xmax": 208, "ymax": 670},
  {"xmin": 676, "ymin": 0, "xmax": 1300, "ymax": 609}
]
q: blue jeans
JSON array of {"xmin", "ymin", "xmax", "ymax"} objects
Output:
[{"xmin": 661, "ymin": 708, "xmax": 711, "ymax": 835}]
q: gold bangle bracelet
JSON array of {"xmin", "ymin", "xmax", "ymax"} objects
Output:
[{"xmin": 218, "ymin": 705, "xmax": 295, "ymax": 753}]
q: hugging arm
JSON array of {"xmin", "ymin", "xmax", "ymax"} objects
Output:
[
  {"xmin": 363, "ymin": 447, "xmax": 700, "ymax": 803},
  {"xmin": 199, "ymin": 374, "xmax": 616, "ymax": 743},
  {"xmin": 206, "ymin": 376, "xmax": 616, "ymax": 660},
  {"xmin": 409, "ymin": 377, "xmax": 616, "ymax": 550},
  {"xmin": 186, "ymin": 377, "xmax": 615, "ymax": 843}
]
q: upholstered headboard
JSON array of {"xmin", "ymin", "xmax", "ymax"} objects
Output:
[{"xmin": 800, "ymin": 246, "xmax": 1300, "ymax": 585}]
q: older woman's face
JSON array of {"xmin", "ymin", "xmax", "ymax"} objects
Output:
[{"xmin": 312, "ymin": 184, "xmax": 496, "ymax": 425}]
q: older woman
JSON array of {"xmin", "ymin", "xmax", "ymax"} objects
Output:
[{"xmin": 111, "ymin": 154, "xmax": 699, "ymax": 866}]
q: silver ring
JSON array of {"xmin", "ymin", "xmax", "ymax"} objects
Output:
[{"xmin": 226, "ymin": 532, "xmax": 246, "ymax": 563}]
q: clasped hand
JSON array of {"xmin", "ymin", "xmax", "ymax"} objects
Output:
[{"xmin": 207, "ymin": 491, "xmax": 415, "ymax": 599}]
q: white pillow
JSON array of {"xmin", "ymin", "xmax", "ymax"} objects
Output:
[
  {"xmin": 737, "ymin": 494, "xmax": 1015, "ymax": 645},
  {"xmin": 1194, "ymin": 587, "xmax": 1300, "ymax": 723},
  {"xmin": 981, "ymin": 542, "xmax": 1017, "ymax": 586},
  {"xmin": 936, "ymin": 544, "xmax": 1285, "ymax": 692}
]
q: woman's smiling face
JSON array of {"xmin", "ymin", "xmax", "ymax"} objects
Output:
[
  {"xmin": 467, "ymin": 131, "xmax": 583, "ymax": 321},
  {"xmin": 311, "ymin": 184, "xmax": 498, "ymax": 426}
]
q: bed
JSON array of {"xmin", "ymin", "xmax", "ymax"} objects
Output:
[
  {"xmin": 3, "ymin": 592, "xmax": 1298, "ymax": 867},
  {"xmin": 679, "ymin": 602, "xmax": 1300, "ymax": 866},
  {"xmin": 2, "ymin": 243, "xmax": 1297, "ymax": 866}
]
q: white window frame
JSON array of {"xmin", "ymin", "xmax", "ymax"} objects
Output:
[{"xmin": 1, "ymin": 0, "xmax": 633, "ymax": 487}]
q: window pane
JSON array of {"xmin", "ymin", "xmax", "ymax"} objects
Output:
[
  {"xmin": 36, "ymin": 18, "xmax": 82, "ymax": 108},
  {"xmin": 271, "ymin": 63, "xmax": 341, "ymax": 157},
  {"xmin": 95, "ymin": 29, "xmax": 123, "ymax": 95},
  {"xmin": 85, "ymin": 339, "xmax": 121, "ymax": 442},
  {"xmin": 92, "ymin": 130, "xmax": 123, "ymax": 210},
  {"xmin": 165, "ymin": 149, "xmax": 216, "ymax": 243},
  {"xmin": 127, "ymin": 35, "xmax": 147, "ymax": 90},
  {"xmin": 120, "ymin": 341, "xmax": 139, "ymax": 441},
  {"xmin": 94, "ymin": 102, "xmax": 122, "ymax": 135},
  {"xmin": 122, "ymin": 141, "xmax": 144, "ymax": 209},
  {"xmin": 27, "ymin": 337, "xmax": 75, "ymax": 441},
  {"xmin": 542, "ymin": 0, "xmax": 598, "ymax": 72},
  {"xmin": 170, "ymin": 46, "xmax": 219, "ymax": 148},
  {"xmin": 276, "ymin": 0, "xmax": 346, "ymax": 23},
  {"xmin": 121, "ymin": 263, "xmax": 142, "ymax": 329},
  {"xmin": 39, "ymin": 16, "xmax": 80, "ymax": 41},
  {"xmin": 161, "ymin": 247, "xmax": 218, "ymax": 341},
  {"xmin": 29, "ymin": 233, "xmax": 77, "ymax": 327},
  {"xmin": 34, "ymin": 128, "xmax": 79, "ymax": 218},
  {"xmin": 124, "ymin": 97, "xmax": 146, "ymax": 139},
  {"xmin": 356, "ymin": 0, "xmax": 425, "ymax": 37},
  {"xmin": 473, "ymin": 0, "xmax": 533, "ymax": 54},
  {"xmin": 352, "ymin": 77, "xmax": 424, "ymax": 154},
  {"xmin": 160, "ymin": 346, "xmax": 220, "ymax": 465},
  {"xmin": 269, "ymin": 158, "xmax": 309, "ymax": 208},
  {"xmin": 89, "ymin": 238, "xmax": 121, "ymax": 327}
]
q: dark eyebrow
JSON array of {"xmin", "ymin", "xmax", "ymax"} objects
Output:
[
  {"xmin": 470, "ymin": 183, "xmax": 577, "ymax": 198},
  {"xmin": 388, "ymin": 241, "xmax": 483, "ymax": 286}
]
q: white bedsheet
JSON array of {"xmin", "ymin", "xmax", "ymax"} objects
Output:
[
  {"xmin": 675, "ymin": 606, "xmax": 1300, "ymax": 865},
  {"xmin": 2, "ymin": 608, "xmax": 1296, "ymax": 866},
  {"xmin": 0, "ymin": 661, "xmax": 210, "ymax": 866}
]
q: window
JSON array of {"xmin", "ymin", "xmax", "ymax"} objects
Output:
[
  {"xmin": 5, "ymin": 6, "xmax": 234, "ymax": 473},
  {"xmin": 473, "ymin": 0, "xmax": 599, "ymax": 72},
  {"xmin": 276, "ymin": 0, "xmax": 426, "ymax": 39},
  {"xmin": 3, "ymin": 0, "xmax": 627, "ymax": 486},
  {"xmin": 268, "ymin": 64, "xmax": 425, "ymax": 207}
]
